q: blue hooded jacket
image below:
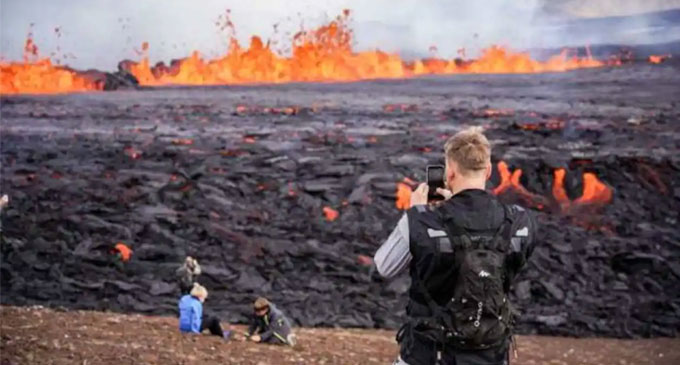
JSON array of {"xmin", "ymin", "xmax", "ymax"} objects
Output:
[{"xmin": 178, "ymin": 295, "xmax": 202, "ymax": 333}]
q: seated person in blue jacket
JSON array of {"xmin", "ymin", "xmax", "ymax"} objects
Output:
[
  {"xmin": 246, "ymin": 297, "xmax": 296, "ymax": 346},
  {"xmin": 178, "ymin": 283, "xmax": 230, "ymax": 339}
]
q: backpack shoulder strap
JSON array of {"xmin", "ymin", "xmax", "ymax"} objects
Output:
[
  {"xmin": 410, "ymin": 209, "xmax": 451, "ymax": 319},
  {"xmin": 411, "ymin": 210, "xmax": 469, "ymax": 320},
  {"xmin": 441, "ymin": 213, "xmax": 472, "ymax": 251},
  {"xmin": 492, "ymin": 204, "xmax": 514, "ymax": 252}
]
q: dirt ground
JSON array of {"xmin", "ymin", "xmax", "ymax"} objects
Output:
[{"xmin": 1, "ymin": 306, "xmax": 678, "ymax": 365}]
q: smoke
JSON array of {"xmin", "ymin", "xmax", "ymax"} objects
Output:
[
  {"xmin": 350, "ymin": 0, "xmax": 543, "ymax": 59},
  {"xmin": 538, "ymin": 0, "xmax": 680, "ymax": 18},
  {"xmin": 1, "ymin": 0, "xmax": 679, "ymax": 71},
  {"xmin": 532, "ymin": 0, "xmax": 680, "ymax": 46}
]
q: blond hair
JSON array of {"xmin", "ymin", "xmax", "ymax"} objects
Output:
[
  {"xmin": 444, "ymin": 127, "xmax": 491, "ymax": 176},
  {"xmin": 190, "ymin": 283, "xmax": 208, "ymax": 301}
]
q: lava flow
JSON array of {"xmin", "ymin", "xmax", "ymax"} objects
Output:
[
  {"xmin": 396, "ymin": 182, "xmax": 412, "ymax": 210},
  {"xmin": 126, "ymin": 10, "xmax": 608, "ymax": 87},
  {"xmin": 504, "ymin": 163, "xmax": 613, "ymax": 215},
  {"xmin": 573, "ymin": 173, "xmax": 613, "ymax": 205},
  {"xmin": 0, "ymin": 37, "xmax": 102, "ymax": 94},
  {"xmin": 491, "ymin": 161, "xmax": 548, "ymax": 210},
  {"xmin": 394, "ymin": 161, "xmax": 612, "ymax": 216},
  {"xmin": 552, "ymin": 168, "xmax": 613, "ymax": 208},
  {"xmin": 323, "ymin": 206, "xmax": 339, "ymax": 221},
  {"xmin": 648, "ymin": 54, "xmax": 671, "ymax": 64}
]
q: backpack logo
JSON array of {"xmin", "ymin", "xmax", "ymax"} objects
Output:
[
  {"xmin": 478, "ymin": 270, "xmax": 490, "ymax": 278},
  {"xmin": 427, "ymin": 229, "xmax": 447, "ymax": 238},
  {"xmin": 515, "ymin": 227, "xmax": 529, "ymax": 237}
]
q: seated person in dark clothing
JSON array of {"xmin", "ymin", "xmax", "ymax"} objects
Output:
[
  {"xmin": 247, "ymin": 297, "xmax": 296, "ymax": 346},
  {"xmin": 178, "ymin": 283, "xmax": 230, "ymax": 339}
]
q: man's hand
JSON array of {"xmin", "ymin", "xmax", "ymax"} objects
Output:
[
  {"xmin": 410, "ymin": 183, "xmax": 429, "ymax": 206},
  {"xmin": 249, "ymin": 335, "xmax": 261, "ymax": 342},
  {"xmin": 435, "ymin": 188, "xmax": 453, "ymax": 200}
]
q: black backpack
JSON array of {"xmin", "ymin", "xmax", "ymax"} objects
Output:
[{"xmin": 415, "ymin": 205, "xmax": 514, "ymax": 350}]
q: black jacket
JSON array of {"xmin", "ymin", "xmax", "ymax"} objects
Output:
[{"xmin": 401, "ymin": 189, "xmax": 537, "ymax": 365}]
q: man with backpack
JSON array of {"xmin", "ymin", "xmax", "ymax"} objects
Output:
[{"xmin": 375, "ymin": 127, "xmax": 537, "ymax": 365}]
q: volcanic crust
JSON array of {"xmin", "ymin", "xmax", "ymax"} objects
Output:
[{"xmin": 1, "ymin": 64, "xmax": 679, "ymax": 338}]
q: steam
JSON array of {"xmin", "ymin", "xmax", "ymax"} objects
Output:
[
  {"xmin": 1, "ymin": 0, "xmax": 678, "ymax": 71},
  {"xmin": 532, "ymin": 0, "xmax": 680, "ymax": 47},
  {"xmin": 539, "ymin": 0, "xmax": 680, "ymax": 18}
]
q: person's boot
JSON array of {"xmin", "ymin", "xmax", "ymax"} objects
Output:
[{"xmin": 222, "ymin": 330, "xmax": 233, "ymax": 341}]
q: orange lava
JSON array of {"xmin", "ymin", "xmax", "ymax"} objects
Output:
[
  {"xmin": 500, "ymin": 164, "xmax": 613, "ymax": 213},
  {"xmin": 552, "ymin": 168, "xmax": 570, "ymax": 209},
  {"xmin": 127, "ymin": 10, "xmax": 608, "ymax": 87},
  {"xmin": 517, "ymin": 118, "xmax": 565, "ymax": 131},
  {"xmin": 493, "ymin": 161, "xmax": 613, "ymax": 213},
  {"xmin": 396, "ymin": 183, "xmax": 412, "ymax": 210},
  {"xmin": 492, "ymin": 161, "xmax": 536, "ymax": 198},
  {"xmin": 1, "ymin": 59, "xmax": 102, "ymax": 94},
  {"xmin": 648, "ymin": 54, "xmax": 671, "ymax": 64},
  {"xmin": 113, "ymin": 242, "xmax": 133, "ymax": 262},
  {"xmin": 123, "ymin": 146, "xmax": 142, "ymax": 159},
  {"xmin": 357, "ymin": 254, "xmax": 374, "ymax": 266},
  {"xmin": 2, "ymin": 11, "xmax": 614, "ymax": 94},
  {"xmin": 287, "ymin": 183, "xmax": 297, "ymax": 197},
  {"xmin": 389, "ymin": 161, "xmax": 613, "ymax": 218},
  {"xmin": 0, "ymin": 37, "xmax": 102, "ymax": 94},
  {"xmin": 323, "ymin": 206, "xmax": 339, "ymax": 221},
  {"xmin": 575, "ymin": 173, "xmax": 613, "ymax": 205},
  {"xmin": 483, "ymin": 108, "xmax": 514, "ymax": 117},
  {"xmin": 171, "ymin": 138, "xmax": 194, "ymax": 145},
  {"xmin": 551, "ymin": 168, "xmax": 613, "ymax": 222}
]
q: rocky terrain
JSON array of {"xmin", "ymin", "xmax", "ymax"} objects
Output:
[{"xmin": 2, "ymin": 306, "xmax": 679, "ymax": 365}]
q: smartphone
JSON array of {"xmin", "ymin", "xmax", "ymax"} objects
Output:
[{"xmin": 426, "ymin": 165, "xmax": 445, "ymax": 201}]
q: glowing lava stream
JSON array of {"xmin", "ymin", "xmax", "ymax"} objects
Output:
[
  {"xmin": 396, "ymin": 162, "xmax": 613, "ymax": 213},
  {"xmin": 396, "ymin": 182, "xmax": 413, "ymax": 210},
  {"xmin": 1, "ymin": 38, "xmax": 102, "ymax": 94},
  {"xmin": 495, "ymin": 162, "xmax": 613, "ymax": 212},
  {"xmin": 648, "ymin": 54, "xmax": 671, "ymax": 64}
]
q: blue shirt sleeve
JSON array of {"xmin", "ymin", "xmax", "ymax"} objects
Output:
[{"xmin": 191, "ymin": 300, "xmax": 202, "ymax": 333}]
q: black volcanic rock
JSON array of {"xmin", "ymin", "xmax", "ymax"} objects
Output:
[{"xmin": 1, "ymin": 66, "xmax": 679, "ymax": 338}]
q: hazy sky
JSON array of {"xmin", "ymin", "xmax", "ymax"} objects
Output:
[{"xmin": 2, "ymin": 0, "xmax": 679, "ymax": 71}]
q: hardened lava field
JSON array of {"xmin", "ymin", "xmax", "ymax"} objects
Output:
[{"xmin": 1, "ymin": 63, "xmax": 679, "ymax": 338}]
